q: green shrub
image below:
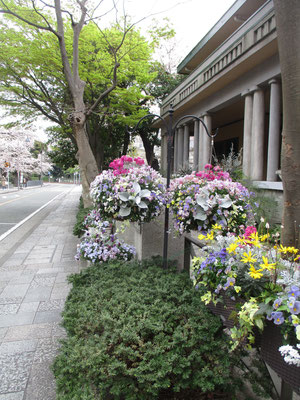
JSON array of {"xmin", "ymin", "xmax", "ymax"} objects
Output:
[
  {"xmin": 53, "ymin": 261, "xmax": 241, "ymax": 399},
  {"xmin": 73, "ymin": 196, "xmax": 93, "ymax": 237}
]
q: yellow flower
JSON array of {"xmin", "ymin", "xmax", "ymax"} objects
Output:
[
  {"xmin": 205, "ymin": 231, "xmax": 214, "ymax": 241},
  {"xmin": 259, "ymin": 256, "xmax": 276, "ymax": 271},
  {"xmin": 237, "ymin": 237, "xmax": 248, "ymax": 246},
  {"xmin": 248, "ymin": 265, "xmax": 263, "ymax": 279},
  {"xmin": 259, "ymin": 233, "xmax": 270, "ymax": 242},
  {"xmin": 287, "ymin": 246, "xmax": 299, "ymax": 254},
  {"xmin": 212, "ymin": 223, "xmax": 222, "ymax": 230},
  {"xmin": 241, "ymin": 251, "xmax": 257, "ymax": 264},
  {"xmin": 198, "ymin": 234, "xmax": 206, "ymax": 241},
  {"xmin": 278, "ymin": 245, "xmax": 288, "ymax": 254},
  {"xmin": 227, "ymin": 242, "xmax": 238, "ymax": 254}
]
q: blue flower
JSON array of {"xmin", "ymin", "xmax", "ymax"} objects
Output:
[
  {"xmin": 273, "ymin": 298, "xmax": 282, "ymax": 309},
  {"xmin": 289, "ymin": 301, "xmax": 300, "ymax": 315},
  {"xmin": 273, "ymin": 311, "xmax": 284, "ymax": 325},
  {"xmin": 288, "ymin": 286, "xmax": 300, "ymax": 298}
]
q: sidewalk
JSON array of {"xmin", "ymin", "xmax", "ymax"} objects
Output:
[{"xmin": 0, "ymin": 185, "xmax": 85, "ymax": 400}]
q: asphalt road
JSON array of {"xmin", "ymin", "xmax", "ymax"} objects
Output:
[{"xmin": 0, "ymin": 184, "xmax": 77, "ymax": 237}]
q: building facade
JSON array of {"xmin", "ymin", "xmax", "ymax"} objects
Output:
[{"xmin": 157, "ymin": 0, "xmax": 282, "ymax": 190}]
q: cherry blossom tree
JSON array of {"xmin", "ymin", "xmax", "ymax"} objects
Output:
[{"xmin": 0, "ymin": 130, "xmax": 51, "ymax": 183}]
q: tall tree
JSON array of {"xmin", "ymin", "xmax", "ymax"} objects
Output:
[
  {"xmin": 0, "ymin": 0, "xmax": 159, "ymax": 206},
  {"xmin": 273, "ymin": 0, "xmax": 300, "ymax": 247}
]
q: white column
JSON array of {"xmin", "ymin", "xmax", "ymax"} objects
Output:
[
  {"xmin": 173, "ymin": 129, "xmax": 178, "ymax": 172},
  {"xmin": 193, "ymin": 119, "xmax": 199, "ymax": 171},
  {"xmin": 183, "ymin": 124, "xmax": 190, "ymax": 170},
  {"xmin": 198, "ymin": 118, "xmax": 204, "ymax": 170},
  {"xmin": 242, "ymin": 90, "xmax": 253, "ymax": 177},
  {"xmin": 251, "ymin": 87, "xmax": 265, "ymax": 181},
  {"xmin": 203, "ymin": 114, "xmax": 212, "ymax": 167},
  {"xmin": 177, "ymin": 126, "xmax": 184, "ymax": 170},
  {"xmin": 267, "ymin": 79, "xmax": 281, "ymax": 181}
]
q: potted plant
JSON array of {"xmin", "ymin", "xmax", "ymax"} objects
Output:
[
  {"xmin": 191, "ymin": 226, "xmax": 300, "ymax": 391},
  {"xmin": 168, "ymin": 165, "xmax": 256, "ymax": 235}
]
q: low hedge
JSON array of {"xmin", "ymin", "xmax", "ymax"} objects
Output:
[{"xmin": 53, "ymin": 261, "xmax": 242, "ymax": 399}]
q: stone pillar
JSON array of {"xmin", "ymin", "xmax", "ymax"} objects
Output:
[
  {"xmin": 251, "ymin": 87, "xmax": 265, "ymax": 181},
  {"xmin": 203, "ymin": 114, "xmax": 212, "ymax": 167},
  {"xmin": 177, "ymin": 126, "xmax": 184, "ymax": 170},
  {"xmin": 183, "ymin": 124, "xmax": 190, "ymax": 170},
  {"xmin": 193, "ymin": 119, "xmax": 199, "ymax": 171},
  {"xmin": 173, "ymin": 129, "xmax": 178, "ymax": 172},
  {"xmin": 242, "ymin": 90, "xmax": 253, "ymax": 177},
  {"xmin": 267, "ymin": 79, "xmax": 281, "ymax": 181}
]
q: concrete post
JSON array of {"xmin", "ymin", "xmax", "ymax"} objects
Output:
[
  {"xmin": 193, "ymin": 119, "xmax": 199, "ymax": 171},
  {"xmin": 242, "ymin": 90, "xmax": 253, "ymax": 177},
  {"xmin": 183, "ymin": 124, "xmax": 190, "ymax": 170},
  {"xmin": 267, "ymin": 79, "xmax": 281, "ymax": 181},
  {"xmin": 251, "ymin": 87, "xmax": 265, "ymax": 181}
]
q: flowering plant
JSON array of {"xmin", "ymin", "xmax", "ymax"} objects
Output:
[
  {"xmin": 109, "ymin": 155, "xmax": 145, "ymax": 175},
  {"xmin": 192, "ymin": 227, "xmax": 300, "ymax": 363},
  {"xmin": 168, "ymin": 167, "xmax": 255, "ymax": 235},
  {"xmin": 75, "ymin": 219, "xmax": 136, "ymax": 264},
  {"xmin": 90, "ymin": 157, "xmax": 166, "ymax": 223}
]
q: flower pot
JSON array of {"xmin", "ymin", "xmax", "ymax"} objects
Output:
[
  {"xmin": 115, "ymin": 215, "xmax": 184, "ymax": 266},
  {"xmin": 261, "ymin": 321, "xmax": 300, "ymax": 394},
  {"xmin": 207, "ymin": 295, "xmax": 239, "ymax": 329}
]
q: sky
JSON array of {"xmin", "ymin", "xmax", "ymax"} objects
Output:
[{"xmin": 118, "ymin": 0, "xmax": 237, "ymax": 64}]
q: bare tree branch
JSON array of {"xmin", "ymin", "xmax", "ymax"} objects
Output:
[{"xmin": 0, "ymin": 0, "xmax": 60, "ymax": 38}]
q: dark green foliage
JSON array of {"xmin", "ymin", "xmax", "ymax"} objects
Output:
[
  {"xmin": 73, "ymin": 197, "xmax": 92, "ymax": 237},
  {"xmin": 53, "ymin": 261, "xmax": 241, "ymax": 399}
]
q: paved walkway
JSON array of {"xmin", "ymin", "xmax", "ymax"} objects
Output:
[{"xmin": 0, "ymin": 185, "xmax": 84, "ymax": 400}]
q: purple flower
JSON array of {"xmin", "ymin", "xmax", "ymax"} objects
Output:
[
  {"xmin": 289, "ymin": 301, "xmax": 300, "ymax": 315},
  {"xmin": 273, "ymin": 298, "xmax": 282, "ymax": 309},
  {"xmin": 223, "ymin": 277, "xmax": 235, "ymax": 290},
  {"xmin": 273, "ymin": 311, "xmax": 284, "ymax": 325},
  {"xmin": 288, "ymin": 286, "xmax": 300, "ymax": 298}
]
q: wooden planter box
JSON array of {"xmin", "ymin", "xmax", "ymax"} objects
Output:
[{"xmin": 261, "ymin": 321, "xmax": 300, "ymax": 394}]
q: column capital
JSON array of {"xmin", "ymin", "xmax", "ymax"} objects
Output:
[
  {"xmin": 249, "ymin": 85, "xmax": 263, "ymax": 94},
  {"xmin": 241, "ymin": 89, "xmax": 252, "ymax": 97},
  {"xmin": 268, "ymin": 78, "xmax": 280, "ymax": 85}
]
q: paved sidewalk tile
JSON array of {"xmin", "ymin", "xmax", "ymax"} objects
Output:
[{"xmin": 0, "ymin": 185, "xmax": 83, "ymax": 399}]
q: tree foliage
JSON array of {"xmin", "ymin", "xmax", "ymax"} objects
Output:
[{"xmin": 0, "ymin": 0, "xmax": 172, "ymax": 205}]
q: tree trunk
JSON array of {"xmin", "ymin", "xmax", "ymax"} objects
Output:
[
  {"xmin": 72, "ymin": 104, "xmax": 99, "ymax": 207},
  {"xmin": 273, "ymin": 0, "xmax": 300, "ymax": 248},
  {"xmin": 139, "ymin": 131, "xmax": 159, "ymax": 170}
]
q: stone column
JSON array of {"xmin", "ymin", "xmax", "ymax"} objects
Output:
[
  {"xmin": 173, "ymin": 128, "xmax": 178, "ymax": 172},
  {"xmin": 203, "ymin": 114, "xmax": 212, "ymax": 167},
  {"xmin": 183, "ymin": 124, "xmax": 190, "ymax": 170},
  {"xmin": 267, "ymin": 79, "xmax": 281, "ymax": 181},
  {"xmin": 177, "ymin": 126, "xmax": 184, "ymax": 170},
  {"xmin": 193, "ymin": 119, "xmax": 199, "ymax": 171},
  {"xmin": 251, "ymin": 87, "xmax": 265, "ymax": 181},
  {"xmin": 242, "ymin": 90, "xmax": 253, "ymax": 177}
]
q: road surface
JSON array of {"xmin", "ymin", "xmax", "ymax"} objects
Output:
[{"xmin": 0, "ymin": 184, "xmax": 77, "ymax": 237}]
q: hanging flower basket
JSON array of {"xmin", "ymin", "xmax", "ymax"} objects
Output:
[{"xmin": 261, "ymin": 321, "xmax": 300, "ymax": 394}]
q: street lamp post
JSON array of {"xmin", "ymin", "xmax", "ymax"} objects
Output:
[{"xmin": 128, "ymin": 105, "xmax": 218, "ymax": 270}]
